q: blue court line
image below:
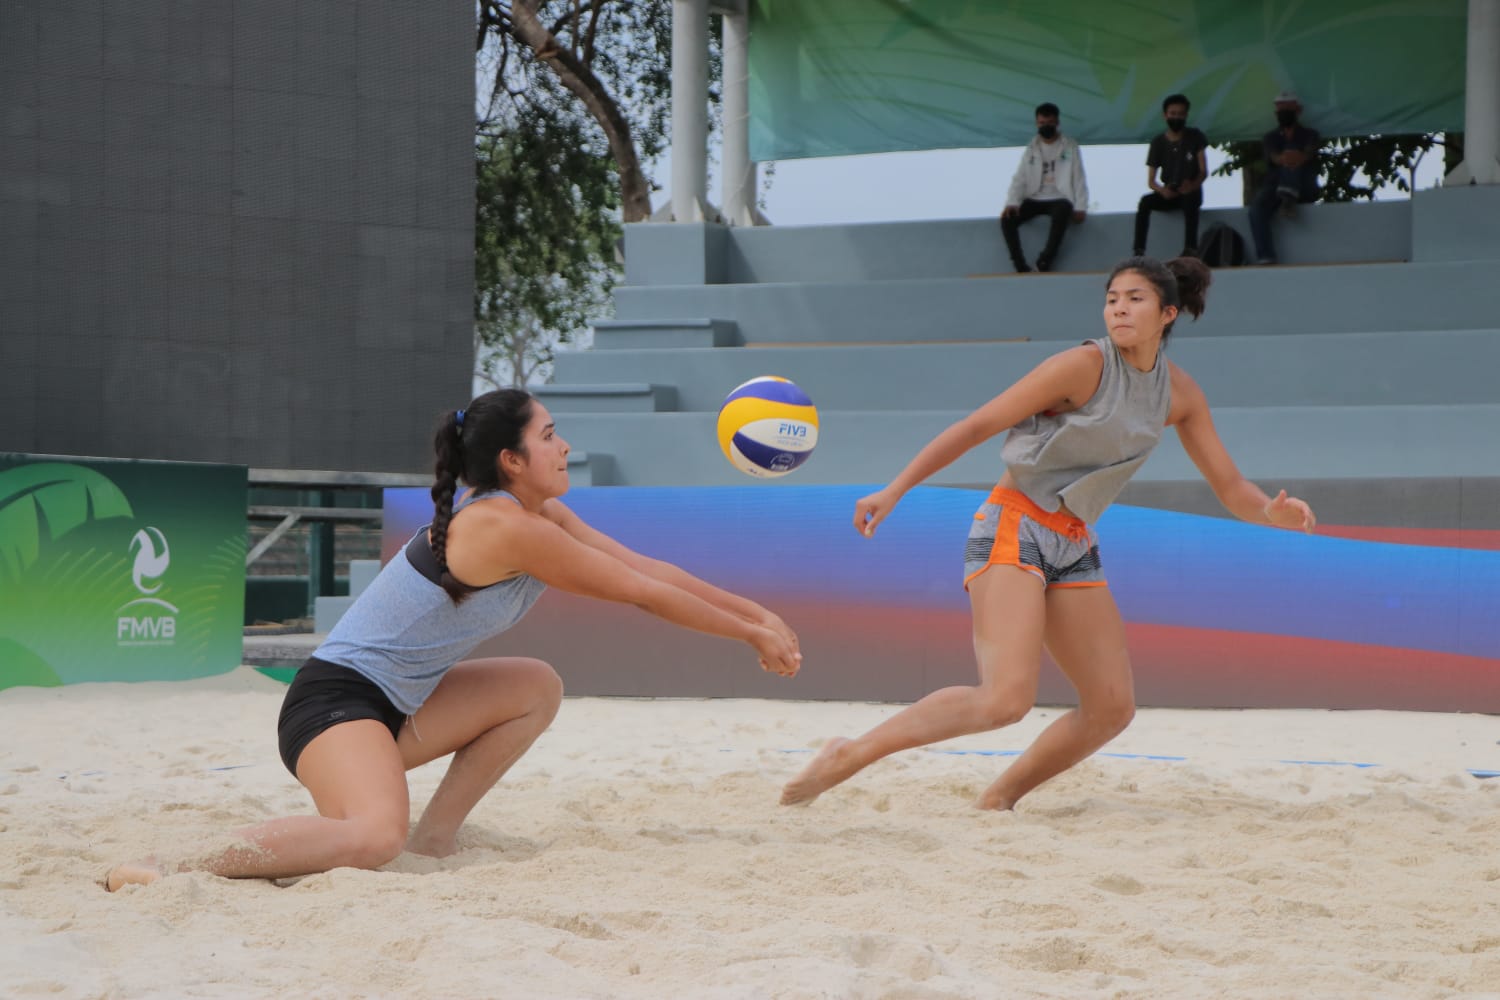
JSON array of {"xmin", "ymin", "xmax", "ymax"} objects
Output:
[
  {"xmin": 729, "ymin": 747, "xmax": 1500, "ymax": 779},
  {"xmin": 871, "ymin": 748, "xmax": 1384, "ymax": 767},
  {"xmin": 932, "ymin": 749, "xmax": 1188, "ymax": 763}
]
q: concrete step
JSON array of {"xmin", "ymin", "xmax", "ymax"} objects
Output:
[
  {"xmin": 299, "ymin": 561, "xmax": 382, "ymax": 636},
  {"xmin": 623, "ymin": 202, "xmax": 1415, "ymax": 286},
  {"xmin": 611, "ymin": 259, "xmax": 1500, "ymax": 345},
  {"xmin": 567, "ymin": 450, "xmax": 615, "ymax": 487},
  {"xmin": 349, "ymin": 559, "xmax": 380, "ymax": 597},
  {"xmin": 532, "ymin": 382, "xmax": 678, "ymax": 413},
  {"xmin": 551, "ymin": 328, "xmax": 1500, "ymax": 413},
  {"xmin": 544, "ymin": 404, "xmax": 1500, "ymax": 488},
  {"xmin": 313, "ymin": 595, "xmax": 353, "ymax": 633},
  {"xmin": 591, "ymin": 317, "xmax": 741, "ymax": 349}
]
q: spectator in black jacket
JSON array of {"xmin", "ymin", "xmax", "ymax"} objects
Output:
[
  {"xmin": 1133, "ymin": 94, "xmax": 1209, "ymax": 258},
  {"xmin": 1248, "ymin": 90, "xmax": 1321, "ymax": 265}
]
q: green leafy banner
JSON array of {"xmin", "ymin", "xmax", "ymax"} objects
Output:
[
  {"xmin": 749, "ymin": 0, "xmax": 1466, "ymax": 161},
  {"xmin": 0, "ymin": 456, "xmax": 247, "ymax": 689}
]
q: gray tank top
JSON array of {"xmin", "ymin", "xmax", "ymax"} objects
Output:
[
  {"xmin": 1000, "ymin": 337, "xmax": 1171, "ymax": 524},
  {"xmin": 312, "ymin": 490, "xmax": 549, "ymax": 714}
]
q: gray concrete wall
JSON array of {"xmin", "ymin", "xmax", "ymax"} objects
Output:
[
  {"xmin": 0, "ymin": 0, "xmax": 474, "ymax": 471},
  {"xmin": 622, "ymin": 201, "xmax": 1413, "ymax": 286},
  {"xmin": 1412, "ymin": 184, "xmax": 1500, "ymax": 262},
  {"xmin": 547, "ymin": 187, "xmax": 1500, "ymax": 494},
  {"xmin": 554, "ymin": 328, "xmax": 1500, "ymax": 412},
  {"xmin": 545, "ymin": 404, "xmax": 1500, "ymax": 488},
  {"xmin": 609, "ymin": 259, "xmax": 1500, "ymax": 344}
]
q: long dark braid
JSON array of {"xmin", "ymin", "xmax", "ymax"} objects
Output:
[
  {"xmin": 429, "ymin": 409, "xmax": 468, "ymax": 602},
  {"xmin": 428, "ymin": 388, "xmax": 535, "ymax": 603}
]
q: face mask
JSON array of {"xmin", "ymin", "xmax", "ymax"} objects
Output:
[
  {"xmin": 1037, "ymin": 124, "xmax": 1058, "ymax": 139},
  {"xmin": 1276, "ymin": 109, "xmax": 1298, "ymax": 127},
  {"xmin": 1165, "ymin": 117, "xmax": 1187, "ymax": 132}
]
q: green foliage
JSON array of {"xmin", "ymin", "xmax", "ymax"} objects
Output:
[
  {"xmin": 479, "ymin": 0, "xmax": 685, "ymax": 159},
  {"xmin": 477, "ymin": 0, "xmax": 722, "ymax": 216},
  {"xmin": 473, "ymin": 109, "xmax": 620, "ymax": 388},
  {"xmin": 472, "ymin": 1, "xmax": 725, "ymax": 385},
  {"xmin": 1212, "ymin": 132, "xmax": 1458, "ymax": 204}
]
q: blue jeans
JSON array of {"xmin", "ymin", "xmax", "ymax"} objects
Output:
[{"xmin": 1248, "ymin": 166, "xmax": 1318, "ymax": 262}]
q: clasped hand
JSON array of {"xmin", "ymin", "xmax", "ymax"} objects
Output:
[
  {"xmin": 753, "ymin": 612, "xmax": 801, "ymax": 677},
  {"xmin": 1264, "ymin": 489, "xmax": 1316, "ymax": 532}
]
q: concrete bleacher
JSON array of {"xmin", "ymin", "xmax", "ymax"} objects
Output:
[
  {"xmin": 619, "ymin": 201, "xmax": 1414, "ymax": 284},
  {"xmin": 535, "ymin": 186, "xmax": 1500, "ymax": 516}
]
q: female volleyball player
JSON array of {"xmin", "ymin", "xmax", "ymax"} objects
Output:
[
  {"xmin": 781, "ymin": 255, "xmax": 1314, "ymax": 810},
  {"xmin": 109, "ymin": 389, "xmax": 800, "ymax": 890}
]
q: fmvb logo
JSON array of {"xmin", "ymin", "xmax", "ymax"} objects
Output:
[{"xmin": 116, "ymin": 527, "xmax": 178, "ymax": 645}]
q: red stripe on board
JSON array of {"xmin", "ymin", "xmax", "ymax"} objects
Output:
[
  {"xmin": 1315, "ymin": 525, "xmax": 1500, "ymax": 551},
  {"xmin": 491, "ymin": 593, "xmax": 1500, "ymax": 712},
  {"xmin": 1121, "ymin": 622, "xmax": 1500, "ymax": 712}
]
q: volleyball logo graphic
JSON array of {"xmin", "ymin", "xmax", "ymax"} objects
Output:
[
  {"xmin": 129, "ymin": 526, "xmax": 170, "ymax": 595},
  {"xmin": 716, "ymin": 376, "xmax": 819, "ymax": 478}
]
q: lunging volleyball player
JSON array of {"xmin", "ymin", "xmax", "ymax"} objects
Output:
[
  {"xmin": 109, "ymin": 389, "xmax": 800, "ymax": 890},
  {"xmin": 782, "ymin": 256, "xmax": 1314, "ymax": 810}
]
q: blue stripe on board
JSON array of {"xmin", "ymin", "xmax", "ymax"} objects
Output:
[{"xmin": 546, "ymin": 485, "xmax": 1500, "ymax": 659}]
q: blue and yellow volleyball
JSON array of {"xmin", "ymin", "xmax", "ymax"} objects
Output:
[{"xmin": 716, "ymin": 376, "xmax": 819, "ymax": 478}]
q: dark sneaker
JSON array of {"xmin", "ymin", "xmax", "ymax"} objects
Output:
[{"xmin": 1035, "ymin": 255, "xmax": 1054, "ymax": 273}]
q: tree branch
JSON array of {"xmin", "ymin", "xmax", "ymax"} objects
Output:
[
  {"xmin": 505, "ymin": 0, "xmax": 652, "ymax": 221},
  {"xmin": 583, "ymin": 0, "xmax": 606, "ymax": 63},
  {"xmin": 542, "ymin": 0, "xmax": 616, "ymax": 50},
  {"xmin": 477, "ymin": 1, "xmax": 512, "ymax": 42},
  {"xmin": 483, "ymin": 37, "xmax": 513, "ymax": 126}
]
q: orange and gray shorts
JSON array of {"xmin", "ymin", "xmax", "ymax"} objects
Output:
[{"xmin": 963, "ymin": 487, "xmax": 1106, "ymax": 590}]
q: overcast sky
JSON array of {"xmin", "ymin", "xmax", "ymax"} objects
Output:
[{"xmin": 655, "ymin": 139, "xmax": 1449, "ymax": 227}]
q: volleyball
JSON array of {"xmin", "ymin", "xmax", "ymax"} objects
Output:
[{"xmin": 716, "ymin": 376, "xmax": 819, "ymax": 478}]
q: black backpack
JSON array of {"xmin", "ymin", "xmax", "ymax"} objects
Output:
[{"xmin": 1198, "ymin": 222, "xmax": 1247, "ymax": 268}]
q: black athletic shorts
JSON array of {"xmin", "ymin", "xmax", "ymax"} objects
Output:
[{"xmin": 277, "ymin": 657, "xmax": 406, "ymax": 777}]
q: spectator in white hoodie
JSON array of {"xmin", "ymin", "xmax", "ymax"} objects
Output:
[{"xmin": 1000, "ymin": 103, "xmax": 1090, "ymax": 273}]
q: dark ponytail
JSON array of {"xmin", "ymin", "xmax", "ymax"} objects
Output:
[
  {"xmin": 1166, "ymin": 255, "xmax": 1211, "ymax": 322},
  {"xmin": 1106, "ymin": 254, "xmax": 1212, "ymax": 341},
  {"xmin": 428, "ymin": 388, "xmax": 536, "ymax": 603}
]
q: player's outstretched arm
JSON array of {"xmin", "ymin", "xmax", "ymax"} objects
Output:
[
  {"xmin": 541, "ymin": 499, "xmax": 798, "ymax": 651},
  {"xmin": 855, "ymin": 345, "xmax": 1104, "ymax": 537},
  {"xmin": 1169, "ymin": 364, "xmax": 1316, "ymax": 532},
  {"xmin": 490, "ymin": 505, "xmax": 801, "ymax": 676}
]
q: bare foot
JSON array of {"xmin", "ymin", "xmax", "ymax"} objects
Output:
[
  {"xmin": 780, "ymin": 737, "xmax": 859, "ymax": 806},
  {"xmin": 405, "ymin": 834, "xmax": 457, "ymax": 859},
  {"xmin": 106, "ymin": 859, "xmax": 163, "ymax": 892},
  {"xmin": 974, "ymin": 784, "xmax": 1016, "ymax": 811}
]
